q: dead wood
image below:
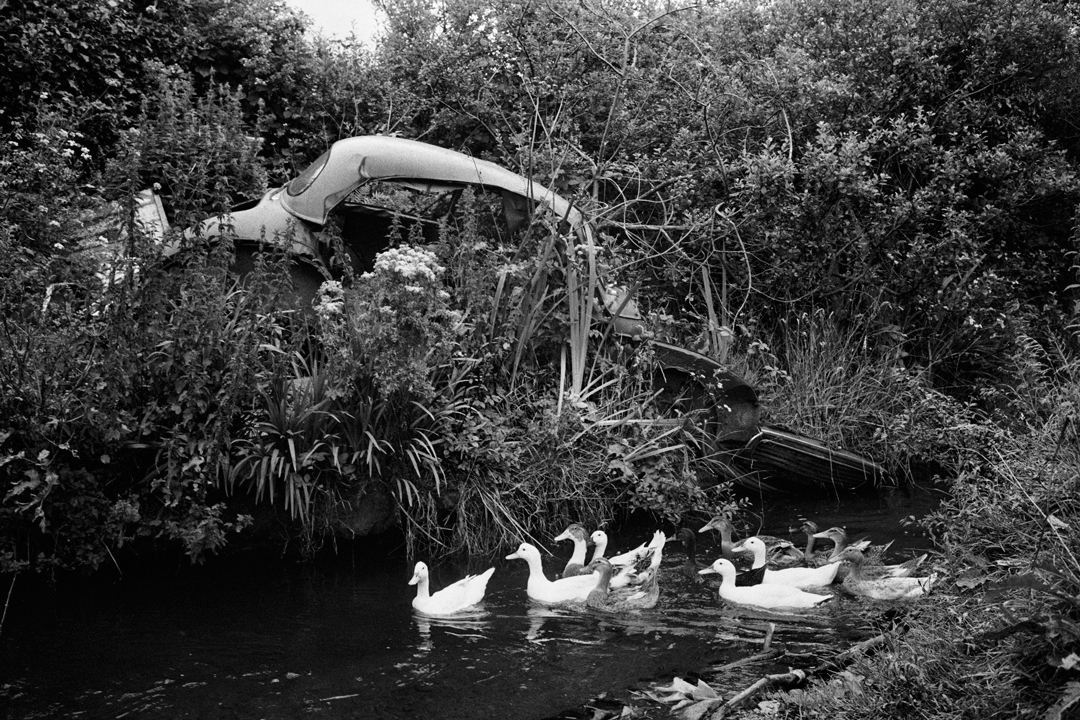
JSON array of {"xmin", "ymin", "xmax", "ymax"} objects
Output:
[{"xmin": 709, "ymin": 632, "xmax": 890, "ymax": 719}]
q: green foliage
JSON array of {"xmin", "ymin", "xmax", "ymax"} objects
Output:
[{"xmin": 106, "ymin": 63, "xmax": 267, "ymax": 226}]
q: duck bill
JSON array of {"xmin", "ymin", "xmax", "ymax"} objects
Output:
[
  {"xmin": 553, "ymin": 530, "xmax": 571, "ymax": 542},
  {"xmin": 730, "ymin": 540, "xmax": 750, "ymax": 554},
  {"xmin": 698, "ymin": 567, "xmax": 718, "ymax": 575},
  {"xmin": 408, "ymin": 573, "xmax": 420, "ymax": 585},
  {"xmin": 505, "ymin": 551, "xmax": 521, "ymax": 560},
  {"xmin": 811, "ymin": 530, "xmax": 834, "ymax": 540}
]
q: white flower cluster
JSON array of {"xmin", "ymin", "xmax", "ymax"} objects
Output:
[
  {"xmin": 367, "ymin": 245, "xmax": 445, "ymax": 283},
  {"xmin": 314, "ymin": 280, "xmax": 345, "ymax": 318}
]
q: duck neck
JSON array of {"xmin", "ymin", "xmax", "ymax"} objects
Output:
[
  {"xmin": 591, "ymin": 536, "xmax": 608, "ymax": 562},
  {"xmin": 596, "ymin": 569, "xmax": 612, "ymax": 594},
  {"xmin": 569, "ymin": 539, "xmax": 588, "ymax": 566},
  {"xmin": 803, "ymin": 533, "xmax": 816, "ymax": 556},
  {"xmin": 719, "ymin": 526, "xmax": 736, "ymax": 561},
  {"xmin": 829, "ymin": 533, "xmax": 848, "ymax": 560},
  {"xmin": 523, "ymin": 553, "xmax": 548, "ymax": 582},
  {"xmin": 415, "ymin": 576, "xmax": 431, "ymax": 601},
  {"xmin": 746, "ymin": 542, "xmax": 766, "ymax": 570}
]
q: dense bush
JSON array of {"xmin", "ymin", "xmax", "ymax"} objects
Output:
[{"xmin": 0, "ymin": 0, "xmax": 1076, "ymax": 589}]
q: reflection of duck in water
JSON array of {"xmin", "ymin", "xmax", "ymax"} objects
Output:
[
  {"xmin": 409, "ymin": 561, "xmax": 495, "ymax": 616},
  {"xmin": 506, "ymin": 542, "xmax": 599, "ymax": 604},
  {"xmin": 553, "ymin": 523, "xmax": 592, "ymax": 577},
  {"xmin": 699, "ymin": 558, "xmax": 834, "ymax": 610},
  {"xmin": 413, "ymin": 613, "xmax": 491, "ymax": 644}
]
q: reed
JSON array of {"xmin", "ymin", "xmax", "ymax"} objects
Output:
[{"xmin": 766, "ymin": 331, "xmax": 1080, "ymax": 719}]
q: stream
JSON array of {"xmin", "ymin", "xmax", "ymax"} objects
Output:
[{"xmin": 0, "ymin": 483, "xmax": 944, "ymax": 720}]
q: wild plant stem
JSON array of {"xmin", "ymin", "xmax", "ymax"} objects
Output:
[{"xmin": 0, "ymin": 572, "xmax": 16, "ymax": 639}]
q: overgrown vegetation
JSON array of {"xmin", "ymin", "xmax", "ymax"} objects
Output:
[{"xmin": 1, "ymin": 0, "xmax": 1078, "ymax": 715}]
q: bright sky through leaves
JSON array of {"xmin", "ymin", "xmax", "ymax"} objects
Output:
[{"xmin": 287, "ymin": 0, "xmax": 381, "ymax": 41}]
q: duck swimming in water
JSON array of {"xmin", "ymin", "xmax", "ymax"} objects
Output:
[
  {"xmin": 584, "ymin": 556, "xmax": 661, "ymax": 611},
  {"xmin": 676, "ymin": 528, "xmax": 706, "ymax": 583},
  {"xmin": 408, "ymin": 561, "xmax": 495, "ymax": 616},
  {"xmin": 506, "ymin": 542, "xmax": 599, "ymax": 605},
  {"xmin": 735, "ymin": 536, "xmax": 840, "ymax": 589},
  {"xmin": 609, "ymin": 530, "xmax": 666, "ymax": 589},
  {"xmin": 835, "ymin": 548, "xmax": 937, "ymax": 600},
  {"xmin": 698, "ymin": 515, "xmax": 741, "ymax": 562},
  {"xmin": 699, "ymin": 558, "xmax": 833, "ymax": 610},
  {"xmin": 553, "ymin": 523, "xmax": 591, "ymax": 577},
  {"xmin": 811, "ymin": 526, "xmax": 924, "ymax": 579},
  {"xmin": 811, "ymin": 525, "xmax": 881, "ymax": 561}
]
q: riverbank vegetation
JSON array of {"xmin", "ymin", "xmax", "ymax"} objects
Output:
[{"xmin": 1, "ymin": 0, "xmax": 1078, "ymax": 716}]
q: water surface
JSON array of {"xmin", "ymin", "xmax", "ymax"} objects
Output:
[{"xmin": 0, "ymin": 484, "xmax": 943, "ymax": 719}]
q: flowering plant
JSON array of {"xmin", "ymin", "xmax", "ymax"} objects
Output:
[{"xmin": 319, "ymin": 245, "xmax": 461, "ymax": 399}]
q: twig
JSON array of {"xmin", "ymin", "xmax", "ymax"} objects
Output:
[
  {"xmin": 709, "ymin": 648, "xmax": 785, "ymax": 674},
  {"xmin": 710, "ymin": 633, "xmax": 890, "ymax": 719},
  {"xmin": 0, "ymin": 572, "xmax": 16, "ymax": 639}
]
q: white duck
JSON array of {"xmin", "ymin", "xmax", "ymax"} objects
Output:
[
  {"xmin": 735, "ymin": 536, "xmax": 841, "ymax": 589},
  {"xmin": 408, "ymin": 561, "xmax": 495, "ymax": 616},
  {"xmin": 553, "ymin": 523, "xmax": 591, "ymax": 577},
  {"xmin": 699, "ymin": 558, "xmax": 833, "ymax": 610},
  {"xmin": 608, "ymin": 529, "xmax": 665, "ymax": 567},
  {"xmin": 506, "ymin": 542, "xmax": 599, "ymax": 605},
  {"xmin": 609, "ymin": 531, "xmax": 666, "ymax": 589}
]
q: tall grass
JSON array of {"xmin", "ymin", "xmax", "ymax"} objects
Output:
[
  {"xmin": 770, "ymin": 329, "xmax": 1080, "ymax": 719},
  {"xmin": 729, "ymin": 307, "xmax": 985, "ymax": 483}
]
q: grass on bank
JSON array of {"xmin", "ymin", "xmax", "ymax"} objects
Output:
[{"xmin": 734, "ymin": 331, "xmax": 1080, "ymax": 719}]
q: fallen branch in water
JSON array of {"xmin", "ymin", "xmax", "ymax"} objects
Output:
[
  {"xmin": 710, "ymin": 632, "xmax": 890, "ymax": 719},
  {"xmin": 708, "ymin": 623, "xmax": 784, "ymax": 673}
]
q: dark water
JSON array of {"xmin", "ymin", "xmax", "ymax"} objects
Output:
[{"xmin": 0, "ymin": 484, "xmax": 944, "ymax": 720}]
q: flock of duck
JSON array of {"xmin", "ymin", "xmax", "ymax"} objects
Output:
[{"xmin": 408, "ymin": 516, "xmax": 937, "ymax": 617}]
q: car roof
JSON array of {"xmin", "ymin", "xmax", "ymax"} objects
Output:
[{"xmin": 279, "ymin": 135, "xmax": 586, "ymax": 231}]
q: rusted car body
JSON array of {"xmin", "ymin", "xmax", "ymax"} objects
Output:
[{"xmin": 176, "ymin": 135, "xmax": 885, "ymax": 492}]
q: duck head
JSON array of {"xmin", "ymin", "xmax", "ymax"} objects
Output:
[
  {"xmin": 554, "ymin": 524, "xmax": 589, "ymax": 543},
  {"xmin": 408, "ymin": 561, "xmax": 429, "ymax": 586},
  {"xmin": 834, "ymin": 547, "xmax": 866, "ymax": 567},
  {"xmin": 698, "ymin": 557, "xmax": 737, "ymax": 584},
  {"xmin": 812, "ymin": 526, "xmax": 849, "ymax": 547},
  {"xmin": 698, "ymin": 515, "xmax": 734, "ymax": 535},
  {"xmin": 731, "ymin": 536, "xmax": 768, "ymax": 566},
  {"xmin": 585, "ymin": 557, "xmax": 614, "ymax": 583},
  {"xmin": 506, "ymin": 542, "xmax": 540, "ymax": 562},
  {"xmin": 677, "ymin": 528, "xmax": 697, "ymax": 553}
]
